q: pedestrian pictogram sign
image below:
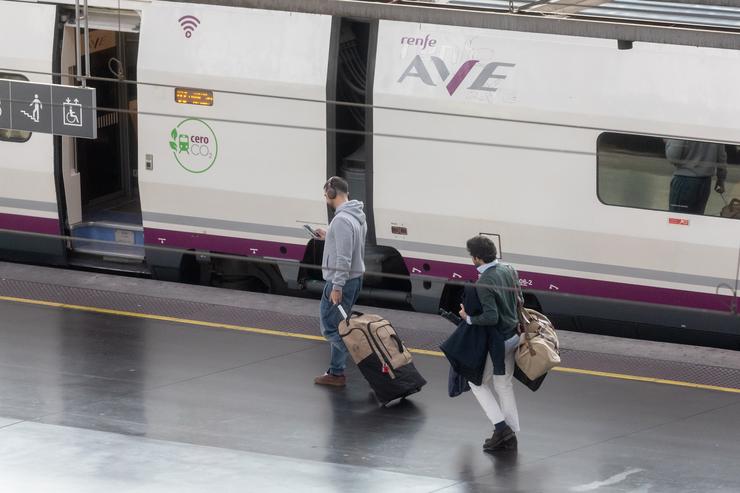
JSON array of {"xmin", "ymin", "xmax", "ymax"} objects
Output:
[{"xmin": 0, "ymin": 79, "xmax": 97, "ymax": 139}]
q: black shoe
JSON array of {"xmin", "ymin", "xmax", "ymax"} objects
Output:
[
  {"xmin": 490, "ymin": 434, "xmax": 517, "ymax": 452},
  {"xmin": 483, "ymin": 426, "xmax": 516, "ymax": 452}
]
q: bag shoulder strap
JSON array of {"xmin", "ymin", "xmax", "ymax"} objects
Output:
[
  {"xmin": 501, "ymin": 264, "xmax": 531, "ymax": 337},
  {"xmin": 500, "ymin": 264, "xmax": 523, "ymax": 309}
]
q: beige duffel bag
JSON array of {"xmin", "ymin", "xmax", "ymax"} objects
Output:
[
  {"xmin": 514, "ymin": 306, "xmax": 561, "ymax": 381},
  {"xmin": 720, "ymin": 198, "xmax": 740, "ymax": 219}
]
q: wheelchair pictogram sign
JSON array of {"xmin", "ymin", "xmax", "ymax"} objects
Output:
[{"xmin": 63, "ymin": 98, "xmax": 83, "ymax": 127}]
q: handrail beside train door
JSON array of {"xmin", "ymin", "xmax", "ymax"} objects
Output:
[{"xmin": 74, "ymin": 0, "xmax": 90, "ymax": 87}]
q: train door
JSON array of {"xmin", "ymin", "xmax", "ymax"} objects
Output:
[
  {"xmin": 0, "ymin": 1, "xmax": 64, "ymax": 264},
  {"xmin": 59, "ymin": 10, "xmax": 144, "ymax": 268},
  {"xmin": 319, "ymin": 17, "xmax": 411, "ymax": 305}
]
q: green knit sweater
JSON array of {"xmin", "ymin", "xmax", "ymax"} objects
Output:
[{"xmin": 469, "ymin": 263, "xmax": 520, "ymax": 339}]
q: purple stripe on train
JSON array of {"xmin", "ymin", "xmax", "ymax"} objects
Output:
[
  {"xmin": 401, "ymin": 257, "xmax": 735, "ymax": 313},
  {"xmin": 0, "ymin": 212, "xmax": 59, "ymax": 235},
  {"xmin": 144, "ymin": 228, "xmax": 308, "ymax": 263},
  {"xmin": 145, "ymin": 227, "xmax": 735, "ymax": 313}
]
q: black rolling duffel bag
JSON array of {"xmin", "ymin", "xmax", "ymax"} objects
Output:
[{"xmin": 338, "ymin": 306, "xmax": 426, "ymax": 406}]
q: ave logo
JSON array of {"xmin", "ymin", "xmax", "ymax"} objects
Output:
[{"xmin": 398, "ymin": 55, "xmax": 515, "ymax": 96}]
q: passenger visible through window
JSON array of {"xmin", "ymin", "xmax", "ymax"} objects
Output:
[
  {"xmin": 0, "ymin": 72, "xmax": 32, "ymax": 142},
  {"xmin": 598, "ymin": 133, "xmax": 740, "ymax": 219}
]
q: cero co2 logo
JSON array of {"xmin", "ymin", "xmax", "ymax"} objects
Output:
[{"xmin": 168, "ymin": 118, "xmax": 218, "ymax": 173}]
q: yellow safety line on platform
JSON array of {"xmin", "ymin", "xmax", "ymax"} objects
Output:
[
  {"xmin": 2, "ymin": 294, "xmax": 740, "ymax": 394},
  {"xmin": 0, "ymin": 295, "xmax": 326, "ymax": 342},
  {"xmin": 551, "ymin": 367, "xmax": 740, "ymax": 393}
]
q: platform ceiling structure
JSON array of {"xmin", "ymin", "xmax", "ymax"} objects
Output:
[{"xmin": 184, "ymin": 0, "xmax": 740, "ymax": 50}]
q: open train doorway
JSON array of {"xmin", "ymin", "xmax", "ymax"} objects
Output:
[
  {"xmin": 328, "ymin": 18, "xmax": 375, "ymax": 242},
  {"xmin": 304, "ymin": 17, "xmax": 411, "ymax": 308},
  {"xmin": 59, "ymin": 10, "xmax": 144, "ymax": 268}
]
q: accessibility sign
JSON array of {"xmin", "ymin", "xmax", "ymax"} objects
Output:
[
  {"xmin": 51, "ymin": 84, "xmax": 96, "ymax": 139},
  {"xmin": 0, "ymin": 79, "xmax": 96, "ymax": 139}
]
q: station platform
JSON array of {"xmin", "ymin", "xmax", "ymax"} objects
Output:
[{"xmin": 0, "ymin": 261, "xmax": 738, "ymax": 492}]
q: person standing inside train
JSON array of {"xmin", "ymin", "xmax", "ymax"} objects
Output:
[
  {"xmin": 313, "ymin": 176, "xmax": 367, "ymax": 387},
  {"xmin": 458, "ymin": 235, "xmax": 520, "ymax": 452},
  {"xmin": 665, "ymin": 139, "xmax": 727, "ymax": 215}
]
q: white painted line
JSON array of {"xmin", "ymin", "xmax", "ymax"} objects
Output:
[{"xmin": 571, "ymin": 468, "xmax": 644, "ymax": 491}]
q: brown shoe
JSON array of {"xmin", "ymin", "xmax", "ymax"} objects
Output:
[{"xmin": 314, "ymin": 372, "xmax": 346, "ymax": 387}]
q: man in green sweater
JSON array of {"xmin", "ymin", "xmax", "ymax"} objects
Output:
[{"xmin": 459, "ymin": 235, "xmax": 520, "ymax": 452}]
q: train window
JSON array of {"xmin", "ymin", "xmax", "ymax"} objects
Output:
[
  {"xmin": 0, "ymin": 72, "xmax": 32, "ymax": 143},
  {"xmin": 597, "ymin": 133, "xmax": 740, "ymax": 219}
]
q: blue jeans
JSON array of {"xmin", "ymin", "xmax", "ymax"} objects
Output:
[
  {"xmin": 669, "ymin": 175, "xmax": 712, "ymax": 215},
  {"xmin": 319, "ymin": 277, "xmax": 362, "ymax": 376}
]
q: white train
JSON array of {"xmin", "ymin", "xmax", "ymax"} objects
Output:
[{"xmin": 1, "ymin": 0, "xmax": 738, "ymax": 344}]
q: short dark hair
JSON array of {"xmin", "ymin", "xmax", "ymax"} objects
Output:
[
  {"xmin": 325, "ymin": 176, "xmax": 349, "ymax": 195},
  {"xmin": 466, "ymin": 235, "xmax": 497, "ymax": 263}
]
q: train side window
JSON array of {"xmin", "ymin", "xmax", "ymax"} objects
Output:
[
  {"xmin": 597, "ymin": 132, "xmax": 740, "ymax": 219},
  {"xmin": 0, "ymin": 72, "xmax": 32, "ymax": 143}
]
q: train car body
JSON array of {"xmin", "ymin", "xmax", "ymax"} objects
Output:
[{"xmin": 0, "ymin": 0, "xmax": 738, "ymax": 344}]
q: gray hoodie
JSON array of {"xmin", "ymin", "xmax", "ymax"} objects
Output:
[
  {"xmin": 322, "ymin": 200, "xmax": 367, "ymax": 291},
  {"xmin": 665, "ymin": 139, "xmax": 727, "ymax": 180}
]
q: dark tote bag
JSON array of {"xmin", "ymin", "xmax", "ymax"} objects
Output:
[{"xmin": 514, "ymin": 364, "xmax": 547, "ymax": 391}]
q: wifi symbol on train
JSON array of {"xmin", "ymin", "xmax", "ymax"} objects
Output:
[{"xmin": 178, "ymin": 15, "xmax": 200, "ymax": 38}]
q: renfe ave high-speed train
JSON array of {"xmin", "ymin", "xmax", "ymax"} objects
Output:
[{"xmin": 0, "ymin": 0, "xmax": 739, "ymax": 345}]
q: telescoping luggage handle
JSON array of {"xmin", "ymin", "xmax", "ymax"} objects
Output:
[{"xmin": 336, "ymin": 305, "xmax": 363, "ymax": 322}]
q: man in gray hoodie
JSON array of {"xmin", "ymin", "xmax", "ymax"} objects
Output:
[
  {"xmin": 314, "ymin": 176, "xmax": 367, "ymax": 387},
  {"xmin": 666, "ymin": 139, "xmax": 727, "ymax": 215}
]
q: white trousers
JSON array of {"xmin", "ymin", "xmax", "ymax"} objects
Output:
[{"xmin": 469, "ymin": 334, "xmax": 520, "ymax": 432}]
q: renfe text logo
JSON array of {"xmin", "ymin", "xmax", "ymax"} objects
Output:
[
  {"xmin": 401, "ymin": 34, "xmax": 437, "ymax": 50},
  {"xmin": 397, "ymin": 36, "xmax": 515, "ymax": 96}
]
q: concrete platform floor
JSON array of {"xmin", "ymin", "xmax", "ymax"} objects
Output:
[{"xmin": 0, "ymin": 295, "xmax": 739, "ymax": 492}]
